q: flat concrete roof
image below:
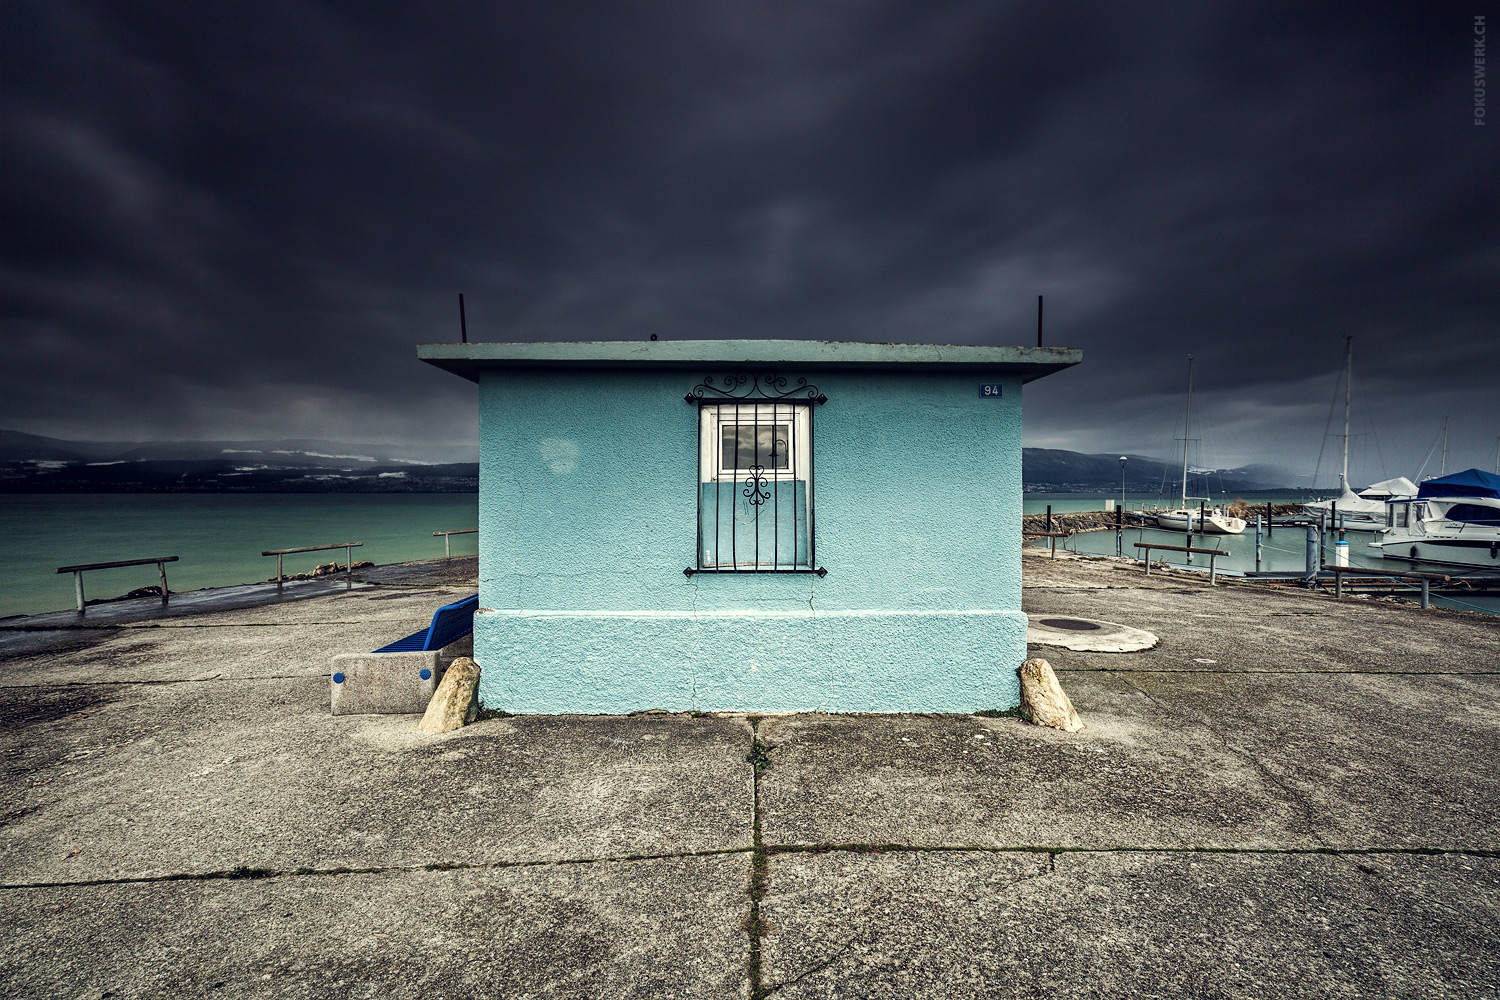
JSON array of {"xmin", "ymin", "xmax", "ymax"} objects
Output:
[{"xmin": 417, "ymin": 340, "xmax": 1082, "ymax": 384}]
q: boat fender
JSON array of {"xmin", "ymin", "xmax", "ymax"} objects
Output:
[{"xmin": 1411, "ymin": 546, "xmax": 1419, "ymax": 560}]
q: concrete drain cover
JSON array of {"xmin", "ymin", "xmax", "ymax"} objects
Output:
[
  {"xmin": 1037, "ymin": 618, "xmax": 1101, "ymax": 631},
  {"xmin": 1026, "ymin": 613, "xmax": 1158, "ymax": 652}
]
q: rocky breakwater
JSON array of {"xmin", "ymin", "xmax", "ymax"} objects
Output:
[
  {"xmin": 1022, "ymin": 509, "xmax": 1153, "ymax": 536},
  {"xmin": 1022, "ymin": 502, "xmax": 1305, "ymax": 538}
]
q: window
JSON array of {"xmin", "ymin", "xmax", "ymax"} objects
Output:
[{"xmin": 684, "ymin": 375, "xmax": 825, "ymax": 575}]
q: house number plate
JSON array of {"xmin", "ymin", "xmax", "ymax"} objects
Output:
[{"xmin": 979, "ymin": 384, "xmax": 1003, "ymax": 398}]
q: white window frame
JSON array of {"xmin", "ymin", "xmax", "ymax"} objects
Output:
[{"xmin": 699, "ymin": 404, "xmax": 811, "ymax": 485}]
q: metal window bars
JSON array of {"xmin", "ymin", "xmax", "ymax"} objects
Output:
[{"xmin": 684, "ymin": 375, "xmax": 827, "ymax": 577}]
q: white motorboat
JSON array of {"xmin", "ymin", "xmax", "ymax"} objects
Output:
[
  {"xmin": 1154, "ymin": 355, "xmax": 1246, "ymax": 535},
  {"xmin": 1368, "ymin": 469, "xmax": 1500, "ymax": 569}
]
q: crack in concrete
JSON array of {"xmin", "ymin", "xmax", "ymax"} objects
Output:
[
  {"xmin": 764, "ymin": 934, "xmax": 868, "ymax": 996},
  {"xmin": 0, "ymin": 674, "xmax": 322, "ymax": 689},
  {"xmin": 747, "ymin": 716, "xmax": 770, "ymax": 1000},
  {"xmin": 1060, "ymin": 667, "xmax": 1500, "ymax": 676},
  {"xmin": 4, "ymin": 843, "xmax": 1489, "ymax": 894},
  {"xmin": 0, "ymin": 621, "xmax": 405, "ymax": 633},
  {"xmin": 1111, "ymin": 670, "xmax": 1334, "ymax": 849},
  {"xmin": 0, "ymin": 846, "xmax": 756, "ymax": 892}
]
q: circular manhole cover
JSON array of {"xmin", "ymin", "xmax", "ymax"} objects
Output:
[{"xmin": 1037, "ymin": 618, "xmax": 1103, "ymax": 631}]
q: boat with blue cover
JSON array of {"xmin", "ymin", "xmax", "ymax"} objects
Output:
[{"xmin": 1368, "ymin": 469, "xmax": 1500, "ymax": 569}]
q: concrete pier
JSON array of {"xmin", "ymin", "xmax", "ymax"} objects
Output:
[{"xmin": 1, "ymin": 550, "xmax": 1497, "ymax": 997}]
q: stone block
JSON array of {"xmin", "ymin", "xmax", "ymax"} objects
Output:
[{"xmin": 330, "ymin": 635, "xmax": 473, "ymax": 716}]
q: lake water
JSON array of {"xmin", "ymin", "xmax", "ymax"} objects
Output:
[
  {"xmin": 0, "ymin": 493, "xmax": 479, "ymax": 619},
  {"xmin": 5, "ymin": 491, "xmax": 1492, "ymax": 619}
]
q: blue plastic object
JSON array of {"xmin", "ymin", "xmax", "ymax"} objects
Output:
[
  {"xmin": 374, "ymin": 594, "xmax": 479, "ymax": 653},
  {"xmin": 420, "ymin": 668, "xmax": 432, "ymax": 680},
  {"xmin": 333, "ymin": 672, "xmax": 345, "ymax": 684}
]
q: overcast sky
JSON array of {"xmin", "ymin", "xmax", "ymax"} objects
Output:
[{"xmin": 3, "ymin": 1, "xmax": 1496, "ymax": 483}]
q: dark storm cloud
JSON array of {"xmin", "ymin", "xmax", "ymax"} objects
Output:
[{"xmin": 2, "ymin": 0, "xmax": 1496, "ymax": 477}]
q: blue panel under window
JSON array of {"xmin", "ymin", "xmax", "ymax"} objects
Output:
[{"xmin": 699, "ymin": 481, "xmax": 809, "ymax": 569}]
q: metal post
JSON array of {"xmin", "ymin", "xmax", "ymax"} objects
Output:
[
  {"xmin": 74, "ymin": 570, "xmax": 85, "ymax": 613},
  {"xmin": 1144, "ymin": 547, "xmax": 1151, "ymax": 576},
  {"xmin": 1116, "ymin": 503, "xmax": 1123, "ymax": 557},
  {"xmin": 1045, "ymin": 504, "xmax": 1052, "ymax": 533},
  {"xmin": 345, "ymin": 545, "xmax": 353, "ymax": 589},
  {"xmin": 1420, "ymin": 577, "xmax": 1431, "ymax": 609},
  {"xmin": 276, "ymin": 553, "xmax": 283, "ymax": 589},
  {"xmin": 1266, "ymin": 501, "xmax": 1273, "ymax": 537},
  {"xmin": 1335, "ymin": 570, "xmax": 1343, "ymax": 600},
  {"xmin": 1209, "ymin": 552, "xmax": 1217, "ymax": 586},
  {"xmin": 1255, "ymin": 515, "xmax": 1263, "ymax": 571},
  {"xmin": 444, "ymin": 534, "xmax": 452, "ymax": 560},
  {"xmin": 158, "ymin": 560, "xmax": 169, "ymax": 604},
  {"xmin": 1305, "ymin": 524, "xmax": 1319, "ymax": 587}
]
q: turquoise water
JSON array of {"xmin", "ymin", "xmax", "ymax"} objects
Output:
[
  {"xmin": 0, "ymin": 493, "xmax": 479, "ymax": 619},
  {"xmin": 7, "ymin": 490, "xmax": 1489, "ymax": 619}
]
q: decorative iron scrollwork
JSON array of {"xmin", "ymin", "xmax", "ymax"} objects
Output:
[
  {"xmin": 742, "ymin": 465, "xmax": 771, "ymax": 506},
  {"xmin": 684, "ymin": 373, "xmax": 827, "ymax": 404}
]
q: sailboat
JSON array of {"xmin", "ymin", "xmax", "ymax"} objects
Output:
[
  {"xmin": 1154, "ymin": 355, "xmax": 1246, "ymax": 535},
  {"xmin": 1301, "ymin": 338, "xmax": 1416, "ymax": 531}
]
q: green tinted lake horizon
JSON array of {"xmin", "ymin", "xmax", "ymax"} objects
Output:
[
  {"xmin": 0, "ymin": 493, "xmax": 479, "ymax": 619},
  {"xmin": 6, "ymin": 489, "xmax": 1450, "ymax": 620}
]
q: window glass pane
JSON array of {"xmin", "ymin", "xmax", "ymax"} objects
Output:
[{"xmin": 720, "ymin": 424, "xmax": 789, "ymax": 470}]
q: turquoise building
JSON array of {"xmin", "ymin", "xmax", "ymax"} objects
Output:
[{"xmin": 418, "ymin": 340, "xmax": 1080, "ymax": 715}]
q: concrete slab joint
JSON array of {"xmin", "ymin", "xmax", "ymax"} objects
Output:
[{"xmin": 330, "ymin": 634, "xmax": 473, "ymax": 716}]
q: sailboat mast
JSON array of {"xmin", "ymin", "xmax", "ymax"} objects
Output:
[
  {"xmin": 1441, "ymin": 417, "xmax": 1449, "ymax": 477},
  {"xmin": 1182, "ymin": 355, "xmax": 1193, "ymax": 505},
  {"xmin": 1340, "ymin": 336, "xmax": 1352, "ymax": 494}
]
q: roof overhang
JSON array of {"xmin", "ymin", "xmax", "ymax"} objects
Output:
[{"xmin": 417, "ymin": 340, "xmax": 1082, "ymax": 385}]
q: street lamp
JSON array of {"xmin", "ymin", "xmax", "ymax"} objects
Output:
[{"xmin": 1118, "ymin": 456, "xmax": 1127, "ymax": 556}]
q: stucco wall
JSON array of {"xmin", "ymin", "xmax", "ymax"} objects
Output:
[{"xmin": 473, "ymin": 367, "xmax": 1026, "ymax": 713}]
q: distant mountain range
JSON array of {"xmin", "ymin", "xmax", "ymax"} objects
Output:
[
  {"xmin": 0, "ymin": 431, "xmax": 479, "ymax": 493},
  {"xmin": 0, "ymin": 430, "xmax": 1305, "ymax": 493},
  {"xmin": 1021, "ymin": 449, "xmax": 1305, "ymax": 493}
]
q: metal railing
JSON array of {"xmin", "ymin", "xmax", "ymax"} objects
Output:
[
  {"xmin": 1023, "ymin": 531, "xmax": 1072, "ymax": 559},
  {"xmin": 262, "ymin": 543, "xmax": 363, "ymax": 588},
  {"xmin": 55, "ymin": 556, "xmax": 179, "ymax": 613},
  {"xmin": 1134, "ymin": 542, "xmax": 1230, "ymax": 585},
  {"xmin": 433, "ymin": 528, "xmax": 477, "ymax": 560},
  {"xmin": 1324, "ymin": 565, "xmax": 1453, "ymax": 607}
]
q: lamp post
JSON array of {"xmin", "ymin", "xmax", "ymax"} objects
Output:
[{"xmin": 1117, "ymin": 456, "xmax": 1127, "ymax": 556}]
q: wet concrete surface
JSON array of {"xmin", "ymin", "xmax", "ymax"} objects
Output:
[{"xmin": 1, "ymin": 550, "xmax": 1497, "ymax": 996}]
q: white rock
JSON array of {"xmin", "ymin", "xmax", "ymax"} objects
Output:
[
  {"xmin": 419, "ymin": 657, "xmax": 481, "ymax": 734},
  {"xmin": 1019, "ymin": 657, "xmax": 1084, "ymax": 732}
]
